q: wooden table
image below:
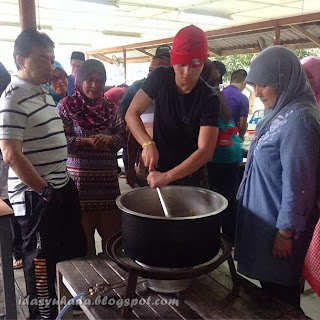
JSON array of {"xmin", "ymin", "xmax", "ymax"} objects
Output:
[
  {"xmin": 0, "ymin": 199, "xmax": 17, "ymax": 320},
  {"xmin": 56, "ymin": 237, "xmax": 308, "ymax": 320}
]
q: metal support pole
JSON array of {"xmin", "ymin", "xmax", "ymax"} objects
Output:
[
  {"xmin": 19, "ymin": 0, "xmax": 37, "ymax": 30},
  {"xmin": 123, "ymin": 48, "xmax": 127, "ymax": 84}
]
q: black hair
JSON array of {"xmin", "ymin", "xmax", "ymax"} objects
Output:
[
  {"xmin": 230, "ymin": 69, "xmax": 247, "ymax": 83},
  {"xmin": 152, "ymin": 55, "xmax": 171, "ymax": 65},
  {"xmin": 201, "ymin": 59, "xmax": 232, "ymax": 125},
  {"xmin": 13, "ymin": 28, "xmax": 55, "ymax": 70},
  {"xmin": 118, "ymin": 83, "xmax": 129, "ymax": 88},
  {"xmin": 0, "ymin": 62, "xmax": 11, "ymax": 95}
]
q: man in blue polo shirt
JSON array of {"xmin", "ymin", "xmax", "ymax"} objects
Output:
[
  {"xmin": 222, "ymin": 69, "xmax": 249, "ymax": 140},
  {"xmin": 67, "ymin": 51, "xmax": 85, "ymax": 95}
]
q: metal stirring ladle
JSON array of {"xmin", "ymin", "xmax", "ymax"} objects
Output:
[{"xmin": 156, "ymin": 187, "xmax": 170, "ymax": 217}]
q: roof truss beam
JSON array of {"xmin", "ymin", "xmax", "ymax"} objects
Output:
[{"xmin": 289, "ymin": 24, "xmax": 320, "ymax": 46}]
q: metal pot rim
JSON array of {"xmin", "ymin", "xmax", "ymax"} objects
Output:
[{"xmin": 116, "ymin": 186, "xmax": 228, "ymax": 220}]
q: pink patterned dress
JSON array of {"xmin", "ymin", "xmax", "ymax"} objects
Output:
[
  {"xmin": 303, "ymin": 218, "xmax": 320, "ymax": 297},
  {"xmin": 57, "ymin": 89, "xmax": 126, "ymax": 214}
]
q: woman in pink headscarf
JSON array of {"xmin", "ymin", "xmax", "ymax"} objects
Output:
[
  {"xmin": 301, "ymin": 56, "xmax": 320, "ymax": 297},
  {"xmin": 303, "ymin": 219, "xmax": 320, "ymax": 297},
  {"xmin": 301, "ymin": 56, "xmax": 320, "ymax": 107}
]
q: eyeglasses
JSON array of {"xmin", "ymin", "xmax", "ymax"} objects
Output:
[
  {"xmin": 49, "ymin": 75, "xmax": 67, "ymax": 82},
  {"xmin": 84, "ymin": 77, "xmax": 105, "ymax": 85}
]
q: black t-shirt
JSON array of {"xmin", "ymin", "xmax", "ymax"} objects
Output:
[
  {"xmin": 118, "ymin": 78, "xmax": 145, "ymax": 119},
  {"xmin": 0, "ymin": 62, "xmax": 11, "ymax": 96},
  {"xmin": 141, "ymin": 66, "xmax": 220, "ymax": 172}
]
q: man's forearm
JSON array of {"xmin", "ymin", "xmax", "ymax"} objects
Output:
[
  {"xmin": 126, "ymin": 115, "xmax": 152, "ymax": 147},
  {"xmin": 125, "ymin": 89, "xmax": 154, "ymax": 147},
  {"xmin": 166, "ymin": 148, "xmax": 213, "ymax": 184},
  {"xmin": 127, "ymin": 133, "xmax": 140, "ymax": 170},
  {"xmin": 239, "ymin": 117, "xmax": 248, "ymax": 140},
  {"xmin": 2, "ymin": 148, "xmax": 47, "ymax": 193},
  {"xmin": 239, "ymin": 128, "xmax": 246, "ymax": 140}
]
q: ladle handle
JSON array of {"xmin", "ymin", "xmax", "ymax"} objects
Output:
[{"xmin": 156, "ymin": 187, "xmax": 170, "ymax": 217}]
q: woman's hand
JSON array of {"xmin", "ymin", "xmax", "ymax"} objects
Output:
[
  {"xmin": 272, "ymin": 230, "xmax": 294, "ymax": 258},
  {"xmin": 91, "ymin": 134, "xmax": 114, "ymax": 151},
  {"xmin": 81, "ymin": 137, "xmax": 95, "ymax": 147}
]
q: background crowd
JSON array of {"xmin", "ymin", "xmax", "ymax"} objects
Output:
[{"xmin": 0, "ymin": 25, "xmax": 320, "ymax": 319}]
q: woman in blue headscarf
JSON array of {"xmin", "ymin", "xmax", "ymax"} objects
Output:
[
  {"xmin": 46, "ymin": 61, "xmax": 68, "ymax": 105},
  {"xmin": 235, "ymin": 46, "xmax": 320, "ymax": 310}
]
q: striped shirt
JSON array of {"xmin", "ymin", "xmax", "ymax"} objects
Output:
[{"xmin": 0, "ymin": 76, "xmax": 69, "ymax": 216}]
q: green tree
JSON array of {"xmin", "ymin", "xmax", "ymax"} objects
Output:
[
  {"xmin": 293, "ymin": 48, "xmax": 320, "ymax": 60},
  {"xmin": 210, "ymin": 47, "xmax": 320, "ymax": 83},
  {"xmin": 211, "ymin": 54, "xmax": 255, "ymax": 82}
]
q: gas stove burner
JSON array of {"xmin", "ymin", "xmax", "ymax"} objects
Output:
[
  {"xmin": 106, "ymin": 232, "xmax": 238, "ymax": 304},
  {"xmin": 132, "ymin": 252, "xmax": 224, "ymax": 293},
  {"xmin": 134, "ymin": 261, "xmax": 193, "ymax": 293},
  {"xmin": 106, "ymin": 232, "xmax": 233, "ymax": 280},
  {"xmin": 144, "ymin": 277, "xmax": 192, "ymax": 293},
  {"xmin": 135, "ymin": 252, "xmax": 223, "ymax": 272}
]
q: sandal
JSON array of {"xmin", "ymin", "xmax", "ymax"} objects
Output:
[
  {"xmin": 118, "ymin": 172, "xmax": 126, "ymax": 178},
  {"xmin": 13, "ymin": 258, "xmax": 23, "ymax": 269}
]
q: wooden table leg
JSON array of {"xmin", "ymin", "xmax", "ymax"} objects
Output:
[
  {"xmin": 227, "ymin": 254, "xmax": 239, "ymax": 295},
  {"xmin": 56, "ymin": 266, "xmax": 73, "ymax": 319},
  {"xmin": 300, "ymin": 277, "xmax": 306, "ymax": 293},
  {"xmin": 121, "ymin": 270, "xmax": 138, "ymax": 319}
]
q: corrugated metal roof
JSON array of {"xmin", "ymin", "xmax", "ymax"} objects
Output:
[
  {"xmin": 1, "ymin": 1, "xmax": 319, "ymax": 63},
  {"xmin": 87, "ymin": 13, "xmax": 320, "ymax": 65}
]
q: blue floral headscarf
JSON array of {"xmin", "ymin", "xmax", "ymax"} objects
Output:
[{"xmin": 238, "ymin": 46, "xmax": 319, "ymax": 199}]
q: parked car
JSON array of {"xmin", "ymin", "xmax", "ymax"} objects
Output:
[{"xmin": 249, "ymin": 109, "xmax": 265, "ymax": 124}]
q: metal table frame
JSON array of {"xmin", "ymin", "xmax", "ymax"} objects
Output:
[
  {"xmin": 0, "ymin": 209, "xmax": 17, "ymax": 320},
  {"xmin": 106, "ymin": 232, "xmax": 239, "ymax": 318}
]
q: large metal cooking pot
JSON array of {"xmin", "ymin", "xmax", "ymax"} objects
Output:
[{"xmin": 116, "ymin": 186, "xmax": 228, "ymax": 268}]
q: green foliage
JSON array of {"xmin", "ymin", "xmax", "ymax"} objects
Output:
[
  {"xmin": 210, "ymin": 47, "xmax": 320, "ymax": 83},
  {"xmin": 211, "ymin": 54, "xmax": 255, "ymax": 82},
  {"xmin": 293, "ymin": 48, "xmax": 320, "ymax": 60}
]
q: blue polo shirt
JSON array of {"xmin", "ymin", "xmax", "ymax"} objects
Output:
[
  {"xmin": 222, "ymin": 84, "xmax": 249, "ymax": 127},
  {"xmin": 67, "ymin": 74, "xmax": 75, "ymax": 95}
]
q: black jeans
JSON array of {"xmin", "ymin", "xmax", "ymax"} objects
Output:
[
  {"xmin": 16, "ymin": 179, "xmax": 86, "ymax": 319},
  {"xmin": 207, "ymin": 162, "xmax": 240, "ymax": 245},
  {"xmin": 260, "ymin": 281, "xmax": 302, "ymax": 311}
]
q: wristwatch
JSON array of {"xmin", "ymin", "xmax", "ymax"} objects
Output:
[{"xmin": 39, "ymin": 184, "xmax": 54, "ymax": 198}]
